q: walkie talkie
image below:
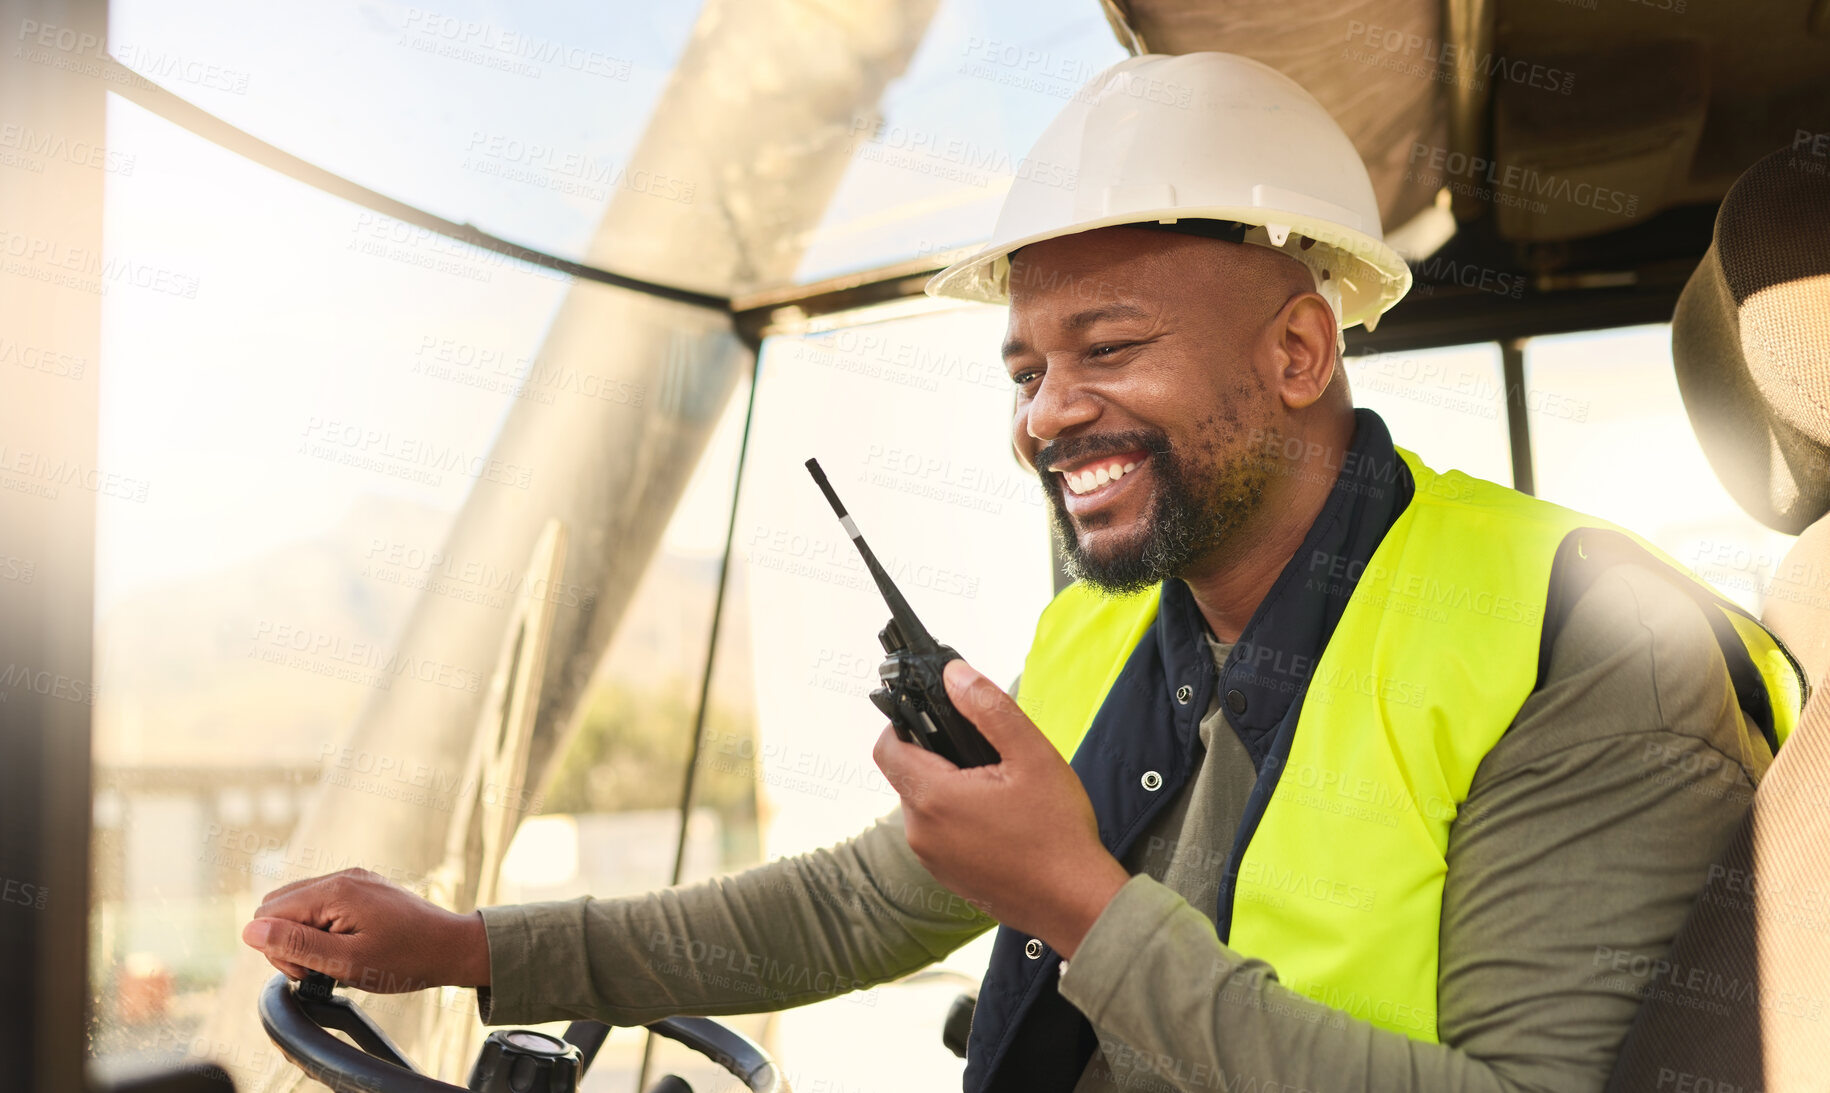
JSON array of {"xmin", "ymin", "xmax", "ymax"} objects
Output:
[{"xmin": 805, "ymin": 459, "xmax": 1001, "ymax": 768}]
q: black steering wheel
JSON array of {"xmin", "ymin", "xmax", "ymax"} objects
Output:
[{"xmin": 258, "ymin": 972, "xmax": 790, "ymax": 1093}]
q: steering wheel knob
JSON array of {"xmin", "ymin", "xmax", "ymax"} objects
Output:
[{"xmin": 468, "ymin": 1029, "xmax": 581, "ymax": 1093}]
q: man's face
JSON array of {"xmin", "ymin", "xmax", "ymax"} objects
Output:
[{"xmin": 1003, "ymin": 227, "xmax": 1309, "ymax": 595}]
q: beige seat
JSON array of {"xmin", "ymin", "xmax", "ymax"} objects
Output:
[{"xmin": 1606, "ymin": 145, "xmax": 1830, "ymax": 1090}]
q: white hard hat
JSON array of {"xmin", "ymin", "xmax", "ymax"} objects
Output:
[{"xmin": 926, "ymin": 52, "xmax": 1412, "ymax": 333}]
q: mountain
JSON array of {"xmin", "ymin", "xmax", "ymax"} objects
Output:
[
  {"xmin": 92, "ymin": 495, "xmax": 750, "ymax": 769},
  {"xmin": 93, "ymin": 495, "xmax": 452, "ymax": 767}
]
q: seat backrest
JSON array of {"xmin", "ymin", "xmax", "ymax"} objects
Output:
[
  {"xmin": 1757, "ymin": 514, "xmax": 1830, "ymax": 694},
  {"xmin": 1605, "ymin": 689, "xmax": 1830, "ymax": 1090},
  {"xmin": 1606, "ymin": 142, "xmax": 1830, "ymax": 1091}
]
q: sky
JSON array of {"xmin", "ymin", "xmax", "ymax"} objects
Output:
[
  {"xmin": 90, "ymin": 0, "xmax": 1127, "ymax": 613},
  {"xmin": 88, "ymin": 0, "xmax": 1795, "ymax": 616}
]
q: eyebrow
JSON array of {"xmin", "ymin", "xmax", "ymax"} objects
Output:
[
  {"xmin": 1002, "ymin": 303, "xmax": 1154, "ymax": 362},
  {"xmin": 1066, "ymin": 303, "xmax": 1152, "ymax": 330}
]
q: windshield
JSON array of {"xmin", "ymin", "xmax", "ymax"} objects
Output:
[{"xmin": 82, "ymin": 3, "xmax": 1798, "ymax": 1092}]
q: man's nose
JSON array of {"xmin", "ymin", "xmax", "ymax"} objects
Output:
[{"xmin": 1025, "ymin": 371, "xmax": 1098, "ymax": 443}]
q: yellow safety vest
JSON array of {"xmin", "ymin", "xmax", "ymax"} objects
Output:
[{"xmin": 1017, "ymin": 449, "xmax": 1803, "ymax": 1041}]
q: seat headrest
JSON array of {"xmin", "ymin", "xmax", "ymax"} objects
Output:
[{"xmin": 1674, "ymin": 142, "xmax": 1830, "ymax": 534}]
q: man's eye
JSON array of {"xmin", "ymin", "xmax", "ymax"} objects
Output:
[
  {"xmin": 1090, "ymin": 342, "xmax": 1133, "ymax": 358},
  {"xmin": 1011, "ymin": 370, "xmax": 1040, "ymax": 387}
]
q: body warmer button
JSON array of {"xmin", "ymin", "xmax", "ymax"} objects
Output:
[
  {"xmin": 1176, "ymin": 684, "xmax": 1193, "ymax": 704},
  {"xmin": 1024, "ymin": 938, "xmax": 1044, "ymax": 959},
  {"xmin": 1226, "ymin": 688, "xmax": 1248, "ymax": 715},
  {"xmin": 1141, "ymin": 770, "xmax": 1163, "ymax": 791}
]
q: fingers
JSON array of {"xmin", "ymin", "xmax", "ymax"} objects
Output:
[
  {"xmin": 258, "ymin": 867, "xmax": 375, "ymax": 908},
  {"xmin": 261, "ymin": 952, "xmax": 311, "ymax": 981},
  {"xmin": 941, "ymin": 660, "xmax": 1040, "ymax": 754},
  {"xmin": 243, "ymin": 917, "xmax": 351, "ymax": 979},
  {"xmin": 254, "ymin": 869, "xmax": 374, "ymax": 929},
  {"xmin": 248, "ymin": 873, "xmax": 350, "ymax": 982},
  {"xmin": 872, "ymin": 724, "xmax": 950, "ymax": 804},
  {"xmin": 252, "ymin": 885, "xmax": 335, "ymax": 929}
]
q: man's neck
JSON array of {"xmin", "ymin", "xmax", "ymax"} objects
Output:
[{"xmin": 1181, "ymin": 414, "xmax": 1355, "ymax": 643}]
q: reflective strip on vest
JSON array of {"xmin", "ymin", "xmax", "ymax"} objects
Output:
[
  {"xmin": 1018, "ymin": 449, "xmax": 1803, "ymax": 1043},
  {"xmin": 1723, "ymin": 609, "xmax": 1803, "ymax": 749}
]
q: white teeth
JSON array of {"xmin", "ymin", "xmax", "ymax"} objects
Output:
[{"xmin": 1063, "ymin": 459, "xmax": 1140, "ymax": 496}]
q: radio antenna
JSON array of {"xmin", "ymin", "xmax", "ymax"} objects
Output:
[{"xmin": 804, "ymin": 459, "xmax": 939, "ymax": 653}]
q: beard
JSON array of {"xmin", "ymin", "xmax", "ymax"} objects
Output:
[{"xmin": 1040, "ymin": 426, "xmax": 1275, "ymax": 597}]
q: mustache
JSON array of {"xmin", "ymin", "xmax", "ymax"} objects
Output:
[{"xmin": 1034, "ymin": 429, "xmax": 1172, "ymax": 474}]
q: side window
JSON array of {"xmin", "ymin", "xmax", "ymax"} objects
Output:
[
  {"xmin": 1525, "ymin": 325, "xmax": 1797, "ymax": 614},
  {"xmin": 1345, "ymin": 343, "xmax": 1514, "ymax": 485},
  {"xmin": 90, "ymin": 100, "xmax": 573, "ymax": 1084}
]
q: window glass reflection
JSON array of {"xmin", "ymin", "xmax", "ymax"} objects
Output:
[
  {"xmin": 1344, "ymin": 343, "xmax": 1514, "ymax": 487},
  {"xmin": 106, "ymin": 0, "xmax": 704, "ymax": 262},
  {"xmin": 1526, "ymin": 325, "xmax": 1797, "ymax": 613},
  {"xmin": 792, "ymin": 0, "xmax": 1125, "ymax": 284}
]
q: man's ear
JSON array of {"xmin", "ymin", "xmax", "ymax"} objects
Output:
[{"xmin": 1271, "ymin": 292, "xmax": 1338, "ymax": 411}]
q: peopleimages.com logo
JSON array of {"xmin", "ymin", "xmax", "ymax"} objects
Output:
[{"xmin": 1406, "ymin": 144, "xmax": 1639, "ymax": 219}]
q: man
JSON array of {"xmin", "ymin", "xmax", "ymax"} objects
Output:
[{"xmin": 243, "ymin": 53, "xmax": 1802, "ymax": 1092}]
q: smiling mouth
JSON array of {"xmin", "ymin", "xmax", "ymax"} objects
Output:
[{"xmin": 1049, "ymin": 452, "xmax": 1148, "ymax": 497}]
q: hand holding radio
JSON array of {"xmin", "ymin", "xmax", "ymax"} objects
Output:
[
  {"xmin": 872, "ymin": 658, "xmax": 1130, "ymax": 957},
  {"xmin": 807, "ymin": 459, "xmax": 1127, "ymax": 955},
  {"xmin": 805, "ymin": 458, "xmax": 1000, "ymax": 768}
]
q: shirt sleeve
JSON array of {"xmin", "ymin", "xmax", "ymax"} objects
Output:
[
  {"xmin": 474, "ymin": 807, "xmax": 994, "ymax": 1026},
  {"xmin": 1058, "ymin": 562, "xmax": 1773, "ymax": 1092}
]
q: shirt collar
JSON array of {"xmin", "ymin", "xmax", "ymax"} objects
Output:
[{"xmin": 1162, "ymin": 408, "xmax": 1414, "ymax": 767}]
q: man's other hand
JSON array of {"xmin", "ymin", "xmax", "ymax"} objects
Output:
[
  {"xmin": 240, "ymin": 868, "xmax": 490, "ymax": 991},
  {"xmin": 873, "ymin": 659, "xmax": 1129, "ymax": 959}
]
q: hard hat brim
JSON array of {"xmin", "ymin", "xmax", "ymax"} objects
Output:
[{"xmin": 925, "ymin": 207, "xmax": 1413, "ymax": 332}]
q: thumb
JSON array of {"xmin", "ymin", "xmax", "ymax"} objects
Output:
[
  {"xmin": 243, "ymin": 916, "xmax": 353, "ymax": 979},
  {"xmin": 942, "ymin": 659, "xmax": 1045, "ymax": 757}
]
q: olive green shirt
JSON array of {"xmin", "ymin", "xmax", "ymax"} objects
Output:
[{"xmin": 477, "ymin": 563, "xmax": 1773, "ymax": 1092}]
